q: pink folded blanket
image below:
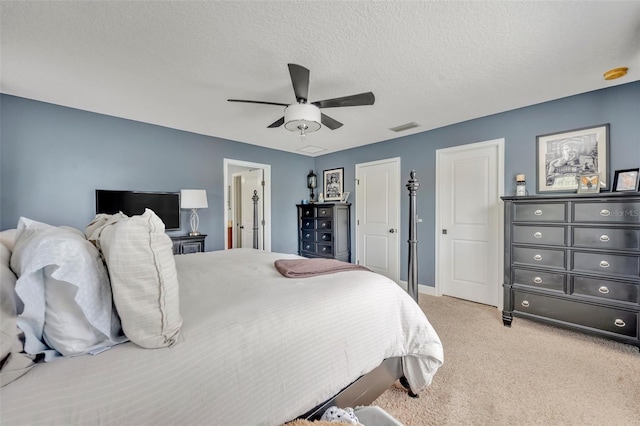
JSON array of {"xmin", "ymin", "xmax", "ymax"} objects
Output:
[{"xmin": 274, "ymin": 258, "xmax": 370, "ymax": 278}]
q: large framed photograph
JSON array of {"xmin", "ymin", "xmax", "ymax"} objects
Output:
[
  {"xmin": 612, "ymin": 168, "xmax": 639, "ymax": 192},
  {"xmin": 323, "ymin": 167, "xmax": 344, "ymax": 201},
  {"xmin": 536, "ymin": 124, "xmax": 609, "ymax": 193}
]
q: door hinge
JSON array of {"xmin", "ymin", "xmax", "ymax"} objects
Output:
[
  {"xmin": 261, "ymin": 220, "xmax": 265, "ymax": 225},
  {"xmin": 357, "ymin": 260, "xmax": 360, "ymax": 265},
  {"xmin": 357, "ymin": 219, "xmax": 360, "ymax": 225},
  {"xmin": 261, "ymin": 180, "xmax": 265, "ymax": 186},
  {"xmin": 355, "ymin": 179, "xmax": 359, "ymax": 185}
]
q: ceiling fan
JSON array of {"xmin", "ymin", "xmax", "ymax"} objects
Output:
[{"xmin": 228, "ymin": 64, "xmax": 375, "ymax": 140}]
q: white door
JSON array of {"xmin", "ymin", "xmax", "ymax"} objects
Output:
[
  {"xmin": 436, "ymin": 139, "xmax": 504, "ymax": 307},
  {"xmin": 355, "ymin": 158, "xmax": 400, "ymax": 283},
  {"xmin": 240, "ymin": 169, "xmax": 263, "ymax": 249}
]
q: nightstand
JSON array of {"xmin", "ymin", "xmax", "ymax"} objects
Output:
[{"xmin": 170, "ymin": 234, "xmax": 206, "ymax": 255}]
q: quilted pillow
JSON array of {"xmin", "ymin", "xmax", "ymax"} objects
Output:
[
  {"xmin": 0, "ymin": 243, "xmax": 35, "ymax": 386},
  {"xmin": 11, "ymin": 218, "xmax": 127, "ymax": 360},
  {"xmin": 90, "ymin": 209, "xmax": 183, "ymax": 349}
]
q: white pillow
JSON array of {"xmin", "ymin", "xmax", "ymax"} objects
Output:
[
  {"xmin": 0, "ymin": 243, "xmax": 35, "ymax": 386},
  {"xmin": 0, "ymin": 229, "xmax": 17, "ymax": 251},
  {"xmin": 11, "ymin": 218, "xmax": 127, "ymax": 360},
  {"xmin": 91, "ymin": 209, "xmax": 182, "ymax": 349}
]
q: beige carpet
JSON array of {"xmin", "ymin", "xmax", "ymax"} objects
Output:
[{"xmin": 373, "ymin": 294, "xmax": 640, "ymax": 426}]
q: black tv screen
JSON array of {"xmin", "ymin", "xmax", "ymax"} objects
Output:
[{"xmin": 95, "ymin": 190, "xmax": 181, "ymax": 230}]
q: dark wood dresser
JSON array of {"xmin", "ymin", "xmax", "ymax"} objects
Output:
[
  {"xmin": 170, "ymin": 234, "xmax": 206, "ymax": 255},
  {"xmin": 502, "ymin": 193, "xmax": 640, "ymax": 348},
  {"xmin": 297, "ymin": 203, "xmax": 351, "ymax": 262}
]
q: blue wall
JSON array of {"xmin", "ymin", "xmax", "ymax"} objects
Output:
[
  {"xmin": 0, "ymin": 95, "xmax": 313, "ymax": 253},
  {"xmin": 2, "ymin": 81, "xmax": 638, "ymax": 285},
  {"xmin": 314, "ymin": 81, "xmax": 640, "ymax": 285}
]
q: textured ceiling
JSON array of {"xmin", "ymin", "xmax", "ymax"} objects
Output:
[{"xmin": 1, "ymin": 1, "xmax": 639, "ymax": 156}]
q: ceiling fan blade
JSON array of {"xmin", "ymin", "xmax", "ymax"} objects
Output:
[
  {"xmin": 288, "ymin": 63, "xmax": 310, "ymax": 102},
  {"xmin": 321, "ymin": 114, "xmax": 343, "ymax": 130},
  {"xmin": 312, "ymin": 92, "xmax": 375, "ymax": 108},
  {"xmin": 227, "ymin": 99, "xmax": 289, "ymax": 107},
  {"xmin": 267, "ymin": 117, "xmax": 285, "ymax": 128}
]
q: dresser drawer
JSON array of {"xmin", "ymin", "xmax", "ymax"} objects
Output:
[
  {"xmin": 513, "ymin": 247, "xmax": 566, "ymax": 269},
  {"xmin": 573, "ymin": 227, "xmax": 640, "ymax": 251},
  {"xmin": 513, "ymin": 268, "xmax": 565, "ymax": 292},
  {"xmin": 300, "ymin": 206, "xmax": 315, "ymax": 218},
  {"xmin": 317, "ymin": 231, "xmax": 332, "ymax": 243},
  {"xmin": 300, "ymin": 230, "xmax": 314, "ymax": 241},
  {"xmin": 574, "ymin": 201, "xmax": 640, "ymax": 223},
  {"xmin": 317, "ymin": 219, "xmax": 332, "ymax": 230},
  {"xmin": 316, "ymin": 206, "xmax": 334, "ymax": 218},
  {"xmin": 513, "ymin": 291, "xmax": 638, "ymax": 337},
  {"xmin": 301, "ymin": 219, "xmax": 316, "ymax": 230},
  {"xmin": 572, "ymin": 252, "xmax": 640, "ymax": 278},
  {"xmin": 316, "ymin": 243, "xmax": 333, "ymax": 257},
  {"xmin": 300, "ymin": 241, "xmax": 316, "ymax": 252},
  {"xmin": 513, "ymin": 225, "xmax": 566, "ymax": 246},
  {"xmin": 572, "ymin": 276, "xmax": 639, "ymax": 304},
  {"xmin": 514, "ymin": 203, "xmax": 566, "ymax": 222}
]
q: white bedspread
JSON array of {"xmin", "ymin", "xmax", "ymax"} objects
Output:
[{"xmin": 1, "ymin": 249, "xmax": 443, "ymax": 426}]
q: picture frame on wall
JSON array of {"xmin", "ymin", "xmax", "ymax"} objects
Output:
[
  {"xmin": 323, "ymin": 167, "xmax": 344, "ymax": 201},
  {"xmin": 576, "ymin": 173, "xmax": 600, "ymax": 194},
  {"xmin": 341, "ymin": 191, "xmax": 350, "ymax": 203},
  {"xmin": 612, "ymin": 168, "xmax": 640, "ymax": 192},
  {"xmin": 536, "ymin": 124, "xmax": 609, "ymax": 193}
]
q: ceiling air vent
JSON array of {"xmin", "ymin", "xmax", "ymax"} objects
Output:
[{"xmin": 389, "ymin": 122, "xmax": 420, "ymax": 132}]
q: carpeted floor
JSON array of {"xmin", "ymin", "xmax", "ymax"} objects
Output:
[{"xmin": 372, "ymin": 294, "xmax": 640, "ymax": 426}]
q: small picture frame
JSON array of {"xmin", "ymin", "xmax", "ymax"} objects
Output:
[
  {"xmin": 577, "ymin": 173, "xmax": 601, "ymax": 194},
  {"xmin": 341, "ymin": 191, "xmax": 350, "ymax": 203},
  {"xmin": 612, "ymin": 168, "xmax": 640, "ymax": 192},
  {"xmin": 323, "ymin": 167, "xmax": 344, "ymax": 201}
]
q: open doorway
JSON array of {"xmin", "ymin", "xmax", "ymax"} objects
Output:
[{"xmin": 223, "ymin": 159, "xmax": 272, "ymax": 251}]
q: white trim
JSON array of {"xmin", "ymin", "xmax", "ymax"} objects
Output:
[
  {"xmin": 397, "ymin": 281, "xmax": 437, "ymax": 296},
  {"xmin": 223, "ymin": 158, "xmax": 272, "ymax": 252},
  {"xmin": 354, "ymin": 157, "xmax": 401, "ymax": 283},
  {"xmin": 434, "ymin": 138, "xmax": 505, "ymax": 309}
]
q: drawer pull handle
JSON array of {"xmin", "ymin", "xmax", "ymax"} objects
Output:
[
  {"xmin": 321, "ymin": 247, "xmax": 327, "ymax": 252},
  {"xmin": 599, "ymin": 260, "xmax": 610, "ymax": 268},
  {"xmin": 305, "ymin": 245, "xmax": 311, "ymax": 250},
  {"xmin": 600, "ymin": 209, "xmax": 611, "ymax": 217},
  {"xmin": 321, "ymin": 210, "xmax": 327, "ymax": 215},
  {"xmin": 614, "ymin": 319, "xmax": 626, "ymax": 328},
  {"xmin": 534, "ymin": 210, "xmax": 543, "ymax": 216},
  {"xmin": 305, "ymin": 233, "xmax": 310, "ymax": 238},
  {"xmin": 321, "ymin": 223, "xmax": 327, "ymax": 228},
  {"xmin": 521, "ymin": 300, "xmax": 530, "ymax": 307},
  {"xmin": 533, "ymin": 277, "xmax": 543, "ymax": 284},
  {"xmin": 599, "ymin": 235, "xmax": 610, "ymax": 242},
  {"xmin": 533, "ymin": 232, "xmax": 542, "ymax": 239},
  {"xmin": 322, "ymin": 235, "xmax": 327, "ymax": 240},
  {"xmin": 533, "ymin": 254, "xmax": 543, "ymax": 261},
  {"xmin": 598, "ymin": 286, "xmax": 610, "ymax": 294},
  {"xmin": 305, "ymin": 210, "xmax": 311, "ymax": 215}
]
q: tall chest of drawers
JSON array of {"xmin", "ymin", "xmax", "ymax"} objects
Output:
[
  {"xmin": 502, "ymin": 193, "xmax": 640, "ymax": 348},
  {"xmin": 297, "ymin": 203, "xmax": 351, "ymax": 262}
]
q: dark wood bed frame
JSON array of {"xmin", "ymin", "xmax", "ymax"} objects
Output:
[{"xmin": 298, "ymin": 171, "xmax": 421, "ymax": 420}]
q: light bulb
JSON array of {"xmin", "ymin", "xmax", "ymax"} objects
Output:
[{"xmin": 298, "ymin": 124, "xmax": 308, "ymax": 142}]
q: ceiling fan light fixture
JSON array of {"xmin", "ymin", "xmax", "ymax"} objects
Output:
[{"xmin": 284, "ymin": 103, "xmax": 321, "ymax": 136}]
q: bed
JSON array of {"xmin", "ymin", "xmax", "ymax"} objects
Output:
[{"xmin": 0, "ymin": 175, "xmax": 443, "ymax": 426}]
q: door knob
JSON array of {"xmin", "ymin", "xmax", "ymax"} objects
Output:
[{"xmin": 389, "ymin": 229, "xmax": 395, "ymax": 233}]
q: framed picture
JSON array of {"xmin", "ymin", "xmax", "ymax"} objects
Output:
[
  {"xmin": 577, "ymin": 173, "xmax": 600, "ymax": 194},
  {"xmin": 612, "ymin": 168, "xmax": 640, "ymax": 192},
  {"xmin": 536, "ymin": 124, "xmax": 609, "ymax": 193},
  {"xmin": 323, "ymin": 167, "xmax": 344, "ymax": 201},
  {"xmin": 341, "ymin": 191, "xmax": 350, "ymax": 203}
]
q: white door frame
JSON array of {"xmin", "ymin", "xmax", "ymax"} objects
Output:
[
  {"xmin": 434, "ymin": 138, "xmax": 505, "ymax": 309},
  {"xmin": 355, "ymin": 157, "xmax": 401, "ymax": 284},
  {"xmin": 223, "ymin": 158, "xmax": 271, "ymax": 251}
]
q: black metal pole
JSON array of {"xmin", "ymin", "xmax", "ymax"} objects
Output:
[
  {"xmin": 406, "ymin": 170, "xmax": 419, "ymax": 303},
  {"xmin": 252, "ymin": 190, "xmax": 259, "ymax": 249}
]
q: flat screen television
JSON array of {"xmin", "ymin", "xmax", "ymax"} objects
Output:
[{"xmin": 95, "ymin": 190, "xmax": 181, "ymax": 230}]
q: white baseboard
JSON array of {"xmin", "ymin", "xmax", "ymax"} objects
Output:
[{"xmin": 397, "ymin": 281, "xmax": 437, "ymax": 296}]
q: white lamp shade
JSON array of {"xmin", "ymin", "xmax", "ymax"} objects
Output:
[
  {"xmin": 180, "ymin": 189, "xmax": 208, "ymax": 209},
  {"xmin": 284, "ymin": 103, "xmax": 321, "ymax": 132}
]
